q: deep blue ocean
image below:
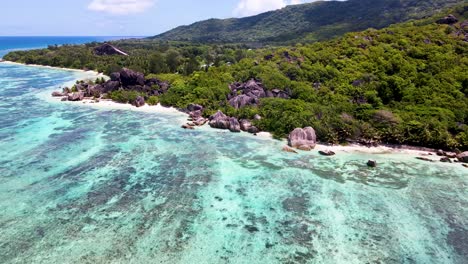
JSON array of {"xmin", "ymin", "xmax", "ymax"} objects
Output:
[
  {"xmin": 0, "ymin": 38, "xmax": 467, "ymax": 263},
  {"xmin": 0, "ymin": 36, "xmax": 140, "ymax": 58}
]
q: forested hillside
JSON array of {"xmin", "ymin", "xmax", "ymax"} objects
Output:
[
  {"xmin": 151, "ymin": 0, "xmax": 465, "ymax": 44},
  {"xmin": 4, "ymin": 41, "xmax": 252, "ymax": 76},
  {"xmin": 152, "ymin": 5, "xmax": 468, "ymax": 149},
  {"xmin": 4, "ymin": 4, "xmax": 468, "ymax": 150}
]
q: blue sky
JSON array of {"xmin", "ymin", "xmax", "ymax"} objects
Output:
[{"xmin": 0, "ymin": 0, "xmax": 322, "ymax": 36}]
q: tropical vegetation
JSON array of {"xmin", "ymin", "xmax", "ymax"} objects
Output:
[{"xmin": 4, "ymin": 3, "xmax": 468, "ymax": 150}]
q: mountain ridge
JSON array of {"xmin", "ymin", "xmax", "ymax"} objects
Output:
[{"xmin": 150, "ymin": 0, "xmax": 466, "ymax": 44}]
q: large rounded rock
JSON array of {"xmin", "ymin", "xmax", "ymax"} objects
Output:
[
  {"xmin": 110, "ymin": 72, "xmax": 121, "ymax": 82},
  {"xmin": 209, "ymin": 111, "xmax": 230, "ymax": 130},
  {"xmin": 119, "ymin": 68, "xmax": 145, "ymax": 86},
  {"xmin": 229, "ymin": 118, "xmax": 241, "ymax": 133},
  {"xmin": 102, "ymin": 81, "xmax": 121, "ymax": 93},
  {"xmin": 457, "ymin": 152, "xmax": 468, "ymax": 163},
  {"xmin": 67, "ymin": 92, "xmax": 84, "ymax": 101},
  {"xmin": 247, "ymin": 126, "xmax": 259, "ymax": 134},
  {"xmin": 288, "ymin": 127, "xmax": 317, "ymax": 151},
  {"xmin": 239, "ymin": 119, "xmax": 253, "ymax": 132},
  {"xmin": 85, "ymin": 85, "xmax": 103, "ymax": 98},
  {"xmin": 133, "ymin": 96, "xmax": 145, "ymax": 107},
  {"xmin": 229, "ymin": 94, "xmax": 255, "ymax": 109}
]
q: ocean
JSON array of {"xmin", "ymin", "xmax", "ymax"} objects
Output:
[
  {"xmin": 0, "ymin": 36, "xmax": 140, "ymax": 58},
  {"xmin": 0, "ymin": 40, "xmax": 467, "ymax": 263}
]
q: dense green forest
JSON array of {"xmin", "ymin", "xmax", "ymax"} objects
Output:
[
  {"xmin": 151, "ymin": 0, "xmax": 464, "ymax": 44},
  {"xmin": 4, "ymin": 41, "xmax": 253, "ymax": 76},
  {"xmin": 4, "ymin": 4, "xmax": 468, "ymax": 150}
]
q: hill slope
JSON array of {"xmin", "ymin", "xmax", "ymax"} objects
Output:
[{"xmin": 151, "ymin": 0, "xmax": 465, "ymax": 44}]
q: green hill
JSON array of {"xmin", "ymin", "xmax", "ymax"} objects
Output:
[
  {"xmin": 151, "ymin": 0, "xmax": 465, "ymax": 44},
  {"xmin": 155, "ymin": 4, "xmax": 468, "ymax": 149}
]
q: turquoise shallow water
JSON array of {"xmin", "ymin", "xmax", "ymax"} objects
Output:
[{"xmin": 0, "ymin": 62, "xmax": 467, "ymax": 264}]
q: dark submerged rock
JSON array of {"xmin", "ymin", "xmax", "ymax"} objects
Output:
[
  {"xmin": 367, "ymin": 160, "xmax": 377, "ymax": 167},
  {"xmin": 440, "ymin": 157, "xmax": 452, "ymax": 163},
  {"xmin": 51, "ymin": 91, "xmax": 64, "ymax": 97},
  {"xmin": 319, "ymin": 150, "xmax": 336, "ymax": 156},
  {"xmin": 416, "ymin": 157, "xmax": 435, "ymax": 162},
  {"xmin": 244, "ymin": 225, "xmax": 259, "ymax": 233}
]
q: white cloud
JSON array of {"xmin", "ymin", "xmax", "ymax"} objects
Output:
[
  {"xmin": 233, "ymin": 0, "xmax": 339, "ymax": 17},
  {"xmin": 234, "ymin": 0, "xmax": 287, "ymax": 17},
  {"xmin": 88, "ymin": 0, "xmax": 155, "ymax": 15}
]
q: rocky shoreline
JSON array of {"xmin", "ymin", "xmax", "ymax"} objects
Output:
[{"xmin": 19, "ymin": 65, "xmax": 467, "ymax": 169}]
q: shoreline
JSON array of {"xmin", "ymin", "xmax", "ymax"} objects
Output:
[
  {"xmin": 4, "ymin": 60, "xmax": 466, "ymax": 162},
  {"xmin": 0, "ymin": 60, "xmax": 106, "ymax": 77},
  {"xmin": 63, "ymin": 98, "xmax": 445, "ymax": 157}
]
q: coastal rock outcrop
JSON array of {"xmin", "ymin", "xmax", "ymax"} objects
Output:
[
  {"xmin": 227, "ymin": 79, "xmax": 291, "ymax": 109},
  {"xmin": 119, "ymin": 68, "xmax": 145, "ymax": 86},
  {"xmin": 133, "ymin": 96, "xmax": 145, "ymax": 107},
  {"xmin": 94, "ymin": 43, "xmax": 128, "ymax": 56},
  {"xmin": 110, "ymin": 72, "xmax": 121, "ymax": 81},
  {"xmin": 209, "ymin": 111, "xmax": 231, "ymax": 130},
  {"xmin": 239, "ymin": 119, "xmax": 259, "ymax": 134},
  {"xmin": 67, "ymin": 91, "xmax": 84, "ymax": 101},
  {"xmin": 228, "ymin": 118, "xmax": 241, "ymax": 133},
  {"xmin": 457, "ymin": 152, "xmax": 468, "ymax": 163},
  {"xmin": 436, "ymin": 14, "xmax": 458, "ymax": 25},
  {"xmin": 288, "ymin": 127, "xmax": 317, "ymax": 151},
  {"xmin": 184, "ymin": 104, "xmax": 207, "ymax": 128},
  {"xmin": 208, "ymin": 110, "xmax": 241, "ymax": 132},
  {"xmin": 102, "ymin": 81, "xmax": 121, "ymax": 93}
]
